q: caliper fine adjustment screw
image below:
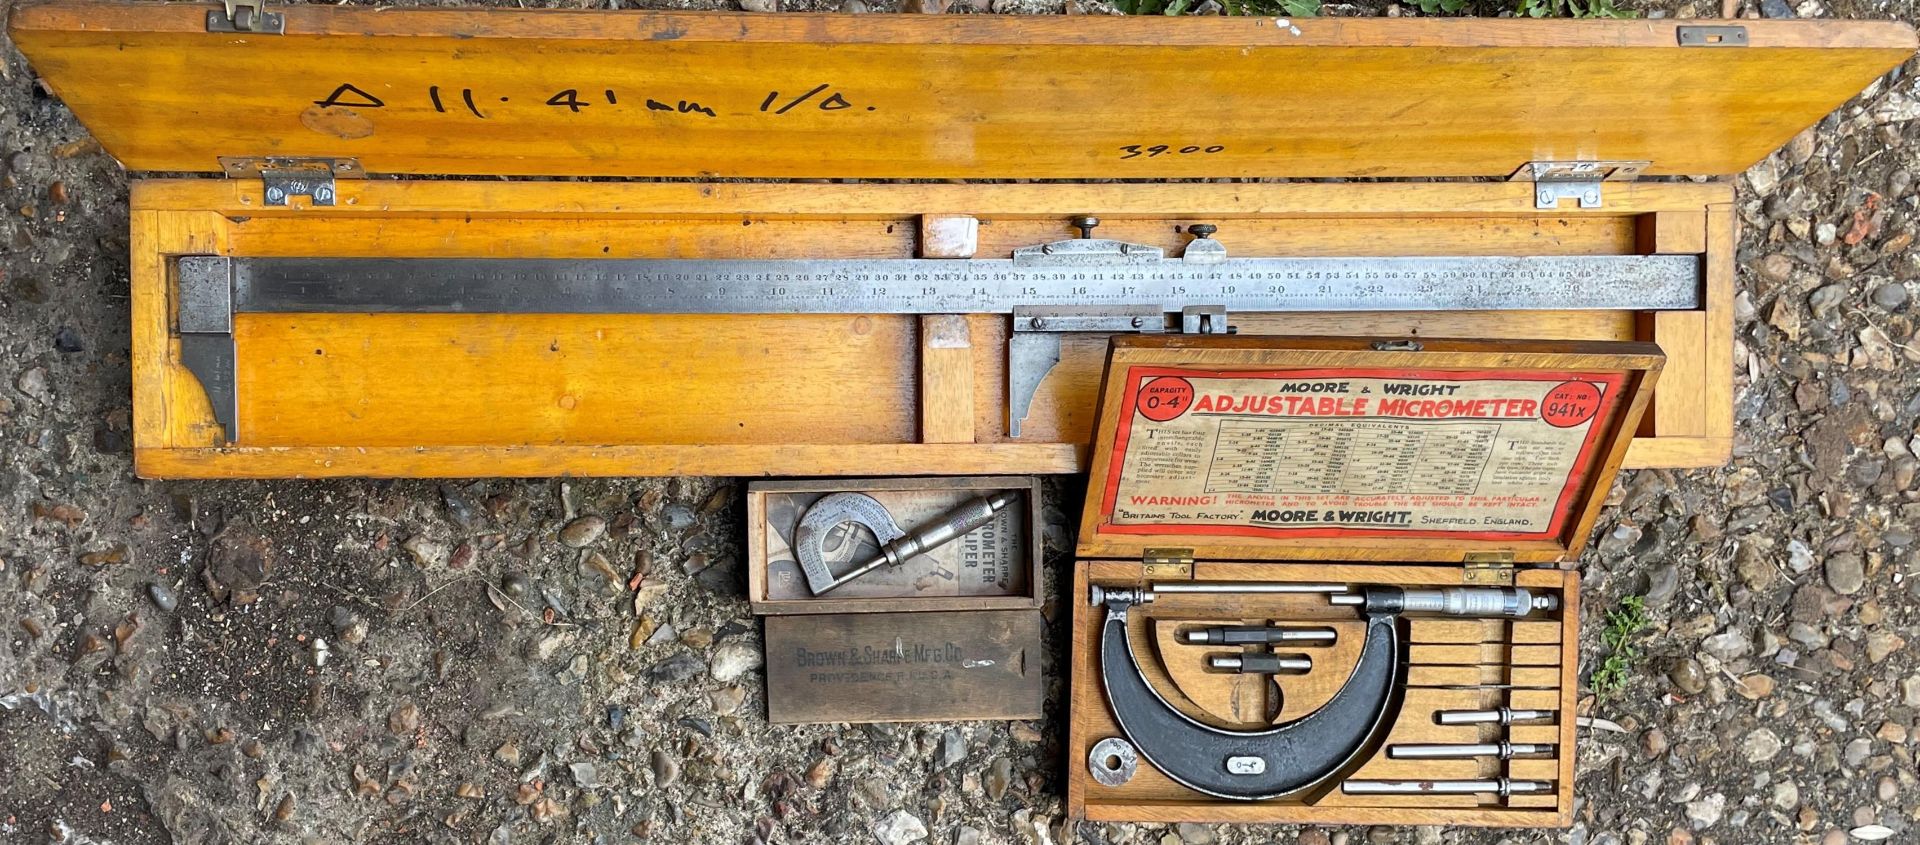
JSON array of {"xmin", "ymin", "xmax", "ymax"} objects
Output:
[
  {"xmin": 1188, "ymin": 223, "xmax": 1217, "ymax": 238},
  {"xmin": 1071, "ymin": 215, "xmax": 1101, "ymax": 239}
]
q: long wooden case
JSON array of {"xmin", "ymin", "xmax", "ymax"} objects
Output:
[
  {"xmin": 9, "ymin": 4, "xmax": 1914, "ymax": 479},
  {"xmin": 1066, "ymin": 336, "xmax": 1664, "ymax": 826}
]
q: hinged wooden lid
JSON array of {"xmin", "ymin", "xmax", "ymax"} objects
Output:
[
  {"xmin": 9, "ymin": 3, "xmax": 1914, "ymax": 180},
  {"xmin": 1076, "ymin": 336, "xmax": 1663, "ymax": 565}
]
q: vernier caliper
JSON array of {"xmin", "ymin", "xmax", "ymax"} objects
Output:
[{"xmin": 171, "ymin": 218, "xmax": 1702, "ymax": 443}]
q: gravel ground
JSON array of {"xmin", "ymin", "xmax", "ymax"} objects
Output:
[{"xmin": 3, "ymin": 0, "xmax": 1920, "ymax": 843}]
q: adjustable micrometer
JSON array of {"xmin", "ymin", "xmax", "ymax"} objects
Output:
[{"xmin": 1089, "ymin": 583, "xmax": 1558, "ymax": 801}]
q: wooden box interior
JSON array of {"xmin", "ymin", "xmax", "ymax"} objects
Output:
[
  {"xmin": 1068, "ymin": 562, "xmax": 1578, "ymax": 826},
  {"xmin": 125, "ymin": 180, "xmax": 1727, "ymax": 478},
  {"xmin": 745, "ymin": 475, "xmax": 1044, "ymax": 616},
  {"xmin": 1062, "ymin": 338, "xmax": 1657, "ymax": 825}
]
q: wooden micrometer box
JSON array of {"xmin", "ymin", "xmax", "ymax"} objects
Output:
[
  {"xmin": 9, "ymin": 5, "xmax": 1913, "ymax": 480},
  {"xmin": 746, "ymin": 476, "xmax": 1046, "ymax": 724},
  {"xmin": 1068, "ymin": 336, "xmax": 1660, "ymax": 826}
]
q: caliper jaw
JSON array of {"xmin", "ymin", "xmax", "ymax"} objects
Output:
[
  {"xmin": 1007, "ymin": 304, "xmax": 1233, "ymax": 438},
  {"xmin": 176, "ymin": 256, "xmax": 239, "ymax": 445}
]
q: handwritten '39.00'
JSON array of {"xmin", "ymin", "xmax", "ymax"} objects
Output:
[{"xmin": 311, "ymin": 82, "xmax": 874, "ymax": 120}]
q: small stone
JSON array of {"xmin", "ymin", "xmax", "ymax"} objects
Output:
[
  {"xmin": 1809, "ymin": 283, "xmax": 1847, "ymax": 318},
  {"xmin": 1875, "ymin": 721, "xmax": 1907, "ymax": 744},
  {"xmin": 873, "ymin": 810, "xmax": 928, "ymax": 845},
  {"xmin": 388, "ymin": 701, "xmax": 420, "ymax": 735},
  {"xmin": 401, "ymin": 534, "xmax": 449, "ymax": 567},
  {"xmin": 650, "ymin": 750, "xmax": 679, "ymax": 786},
  {"xmin": 1744, "ymin": 729, "xmax": 1784, "ymax": 762},
  {"xmin": 1670, "ymin": 658, "xmax": 1707, "ymax": 694},
  {"xmin": 707, "ymin": 685, "xmax": 745, "ymax": 714},
  {"xmin": 494, "ymin": 740, "xmax": 520, "ymax": 767},
  {"xmin": 1871, "ymin": 282, "xmax": 1909, "ymax": 311},
  {"xmin": 1866, "ymin": 630, "xmax": 1905, "ymax": 663},
  {"xmin": 14, "ymin": 366, "xmax": 51, "ymax": 404},
  {"xmin": 709, "ymin": 641, "xmax": 762, "ymax": 682},
  {"xmin": 1826, "ymin": 553, "xmax": 1866, "ymax": 595},
  {"xmin": 1644, "ymin": 564, "xmax": 1680, "ymax": 607},
  {"xmin": 569, "ymin": 761, "xmax": 598, "ymax": 789},
  {"xmin": 1877, "ymin": 777, "xmax": 1897, "ymax": 802},
  {"xmin": 1686, "ymin": 793, "xmax": 1726, "ymax": 828},
  {"xmin": 1844, "ymin": 738, "xmax": 1872, "ymax": 768},
  {"xmin": 1297, "ymin": 832, "xmax": 1332, "ymax": 845},
  {"xmin": 739, "ymin": 0, "xmax": 779, "ymax": 9},
  {"xmin": 1903, "ymin": 676, "xmax": 1920, "ymax": 707},
  {"xmin": 1772, "ymin": 780, "xmax": 1799, "ymax": 811},
  {"xmin": 146, "ymin": 582, "xmax": 178, "ymax": 612},
  {"xmin": 985, "ymin": 757, "xmax": 1011, "ymax": 800},
  {"xmin": 805, "ymin": 757, "xmax": 835, "ymax": 789},
  {"xmin": 330, "ymin": 606, "xmax": 368, "ymax": 645},
  {"xmin": 1788, "ymin": 540, "xmax": 1816, "ymax": 573},
  {"xmin": 1643, "ymin": 728, "xmax": 1669, "ymax": 756},
  {"xmin": 1176, "ymin": 823, "xmax": 1216, "ymax": 844},
  {"xmin": 934, "ymin": 728, "xmax": 967, "ymax": 771},
  {"xmin": 79, "ymin": 543, "xmax": 130, "ymax": 567},
  {"xmin": 647, "ymin": 652, "xmax": 705, "ymax": 683},
  {"xmin": 1702, "ymin": 628, "xmax": 1752, "ymax": 661},
  {"xmin": 558, "ymin": 516, "xmax": 607, "ymax": 548},
  {"xmin": 955, "ymin": 828, "xmax": 983, "ymax": 845},
  {"xmin": 1735, "ymin": 674, "xmax": 1775, "ymax": 699}
]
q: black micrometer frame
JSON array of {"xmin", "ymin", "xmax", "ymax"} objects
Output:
[{"xmin": 1097, "ymin": 589, "xmax": 1408, "ymax": 801}]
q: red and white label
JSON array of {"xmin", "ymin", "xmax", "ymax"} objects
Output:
[{"xmin": 1098, "ymin": 366, "xmax": 1626, "ymax": 542}]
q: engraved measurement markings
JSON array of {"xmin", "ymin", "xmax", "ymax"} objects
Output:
[{"xmin": 244, "ymin": 265, "xmax": 1633, "ymax": 312}]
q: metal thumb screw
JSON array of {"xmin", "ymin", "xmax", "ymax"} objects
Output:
[
  {"xmin": 1071, "ymin": 216, "xmax": 1100, "ymax": 239},
  {"xmin": 1188, "ymin": 223, "xmax": 1217, "ymax": 238}
]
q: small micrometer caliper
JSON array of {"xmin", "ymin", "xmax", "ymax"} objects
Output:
[{"xmin": 794, "ymin": 491, "xmax": 1018, "ymax": 595}]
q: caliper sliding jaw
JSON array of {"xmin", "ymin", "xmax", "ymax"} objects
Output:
[{"xmin": 1004, "ymin": 226, "xmax": 1235, "ymax": 437}]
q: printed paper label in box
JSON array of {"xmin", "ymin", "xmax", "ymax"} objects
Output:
[{"xmin": 1098, "ymin": 367, "xmax": 1626, "ymax": 541}]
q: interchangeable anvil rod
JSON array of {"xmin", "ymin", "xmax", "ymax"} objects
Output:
[
  {"xmin": 1436, "ymin": 708, "xmax": 1557, "ymax": 725},
  {"xmin": 1185, "ymin": 625, "xmax": 1338, "ymax": 645},
  {"xmin": 1388, "ymin": 742, "xmax": 1556, "ymax": 759},
  {"xmin": 1342, "ymin": 779, "xmax": 1553, "ymax": 796},
  {"xmin": 171, "ymin": 230, "xmax": 1702, "ymax": 443},
  {"xmin": 1207, "ymin": 654, "xmax": 1314, "ymax": 673}
]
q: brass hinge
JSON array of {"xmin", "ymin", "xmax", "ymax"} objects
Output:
[
  {"xmin": 1677, "ymin": 25, "xmax": 1748, "ymax": 47},
  {"xmin": 1142, "ymin": 547, "xmax": 1194, "ymax": 579},
  {"xmin": 1510, "ymin": 160, "xmax": 1651, "ymax": 211},
  {"xmin": 207, "ymin": 0, "xmax": 285, "ymax": 34},
  {"xmin": 1463, "ymin": 552, "xmax": 1516, "ymax": 586},
  {"xmin": 217, "ymin": 157, "xmax": 363, "ymax": 206}
]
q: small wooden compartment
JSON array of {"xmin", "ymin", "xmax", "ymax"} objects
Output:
[
  {"xmin": 745, "ymin": 476, "xmax": 1043, "ymax": 616},
  {"xmin": 1066, "ymin": 336, "xmax": 1660, "ymax": 826},
  {"xmin": 747, "ymin": 476, "xmax": 1046, "ymax": 724},
  {"xmin": 8, "ymin": 5, "xmax": 1913, "ymax": 479}
]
